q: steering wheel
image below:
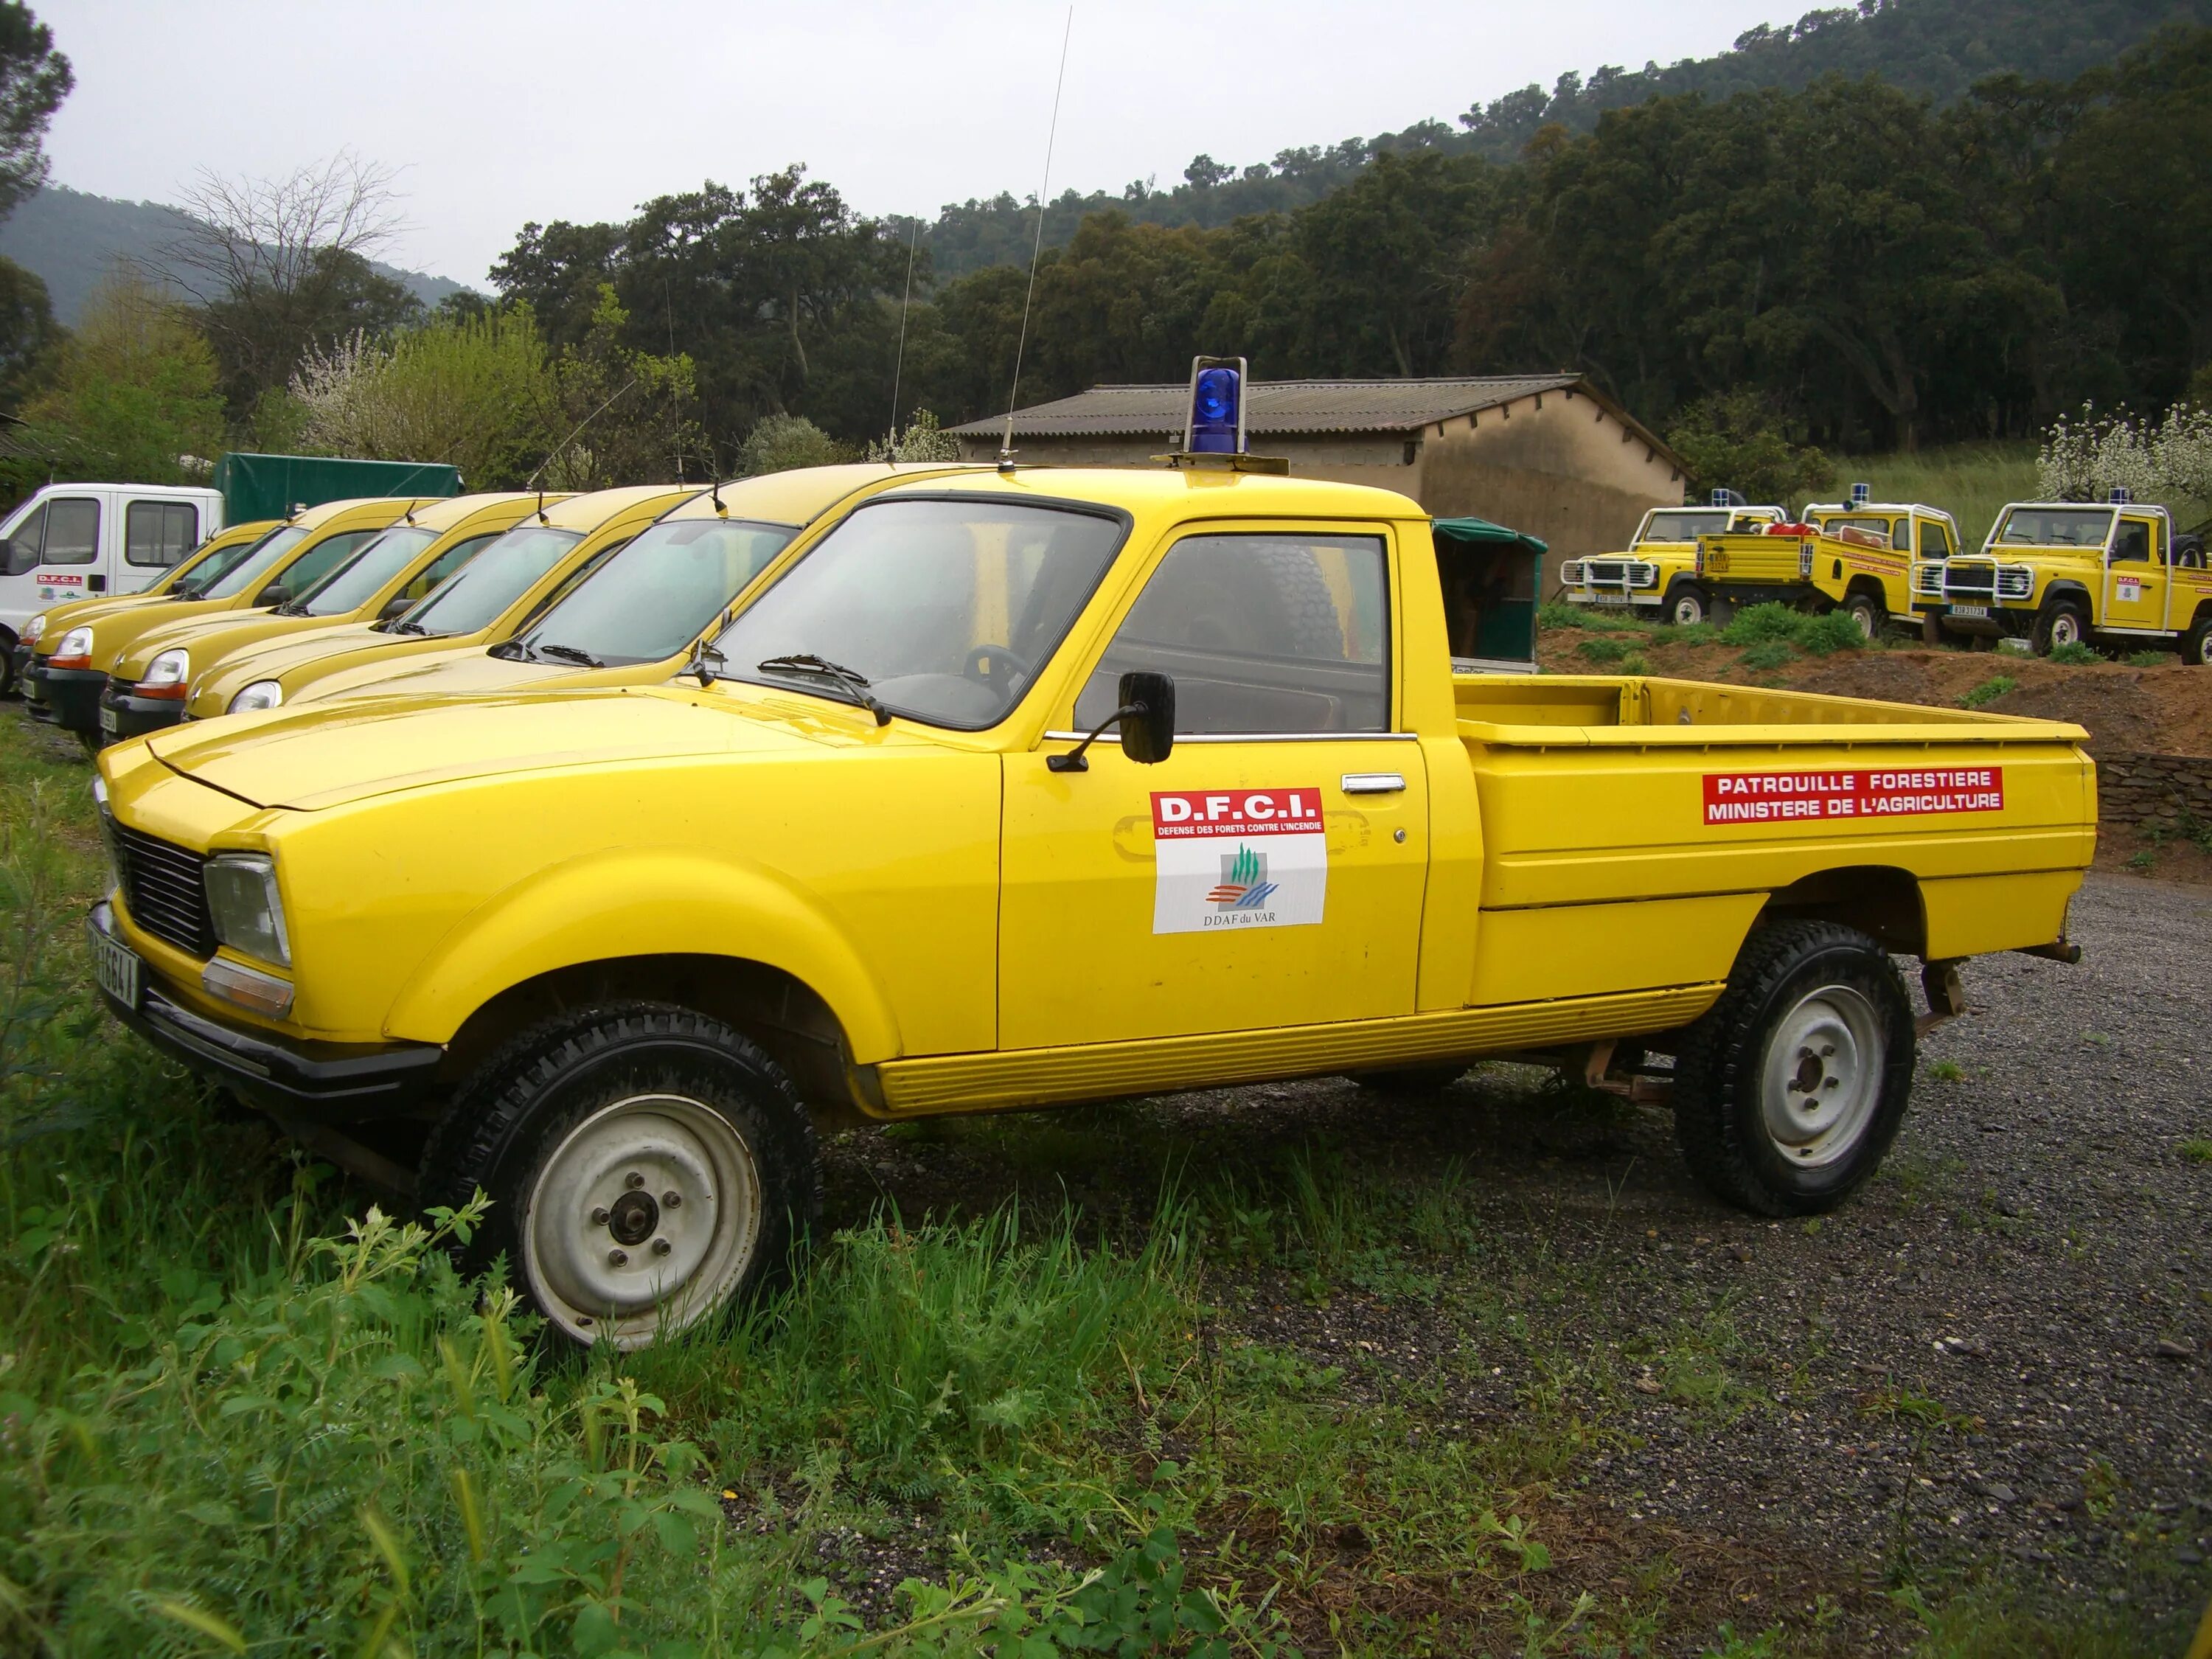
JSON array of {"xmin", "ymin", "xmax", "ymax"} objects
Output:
[{"xmin": 962, "ymin": 643, "xmax": 1034, "ymax": 688}]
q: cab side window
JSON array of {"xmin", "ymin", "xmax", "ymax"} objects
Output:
[
  {"xmin": 2111, "ymin": 520, "xmax": 2152, "ymax": 563},
  {"xmin": 125, "ymin": 501, "xmax": 199, "ymax": 568},
  {"xmin": 1918, "ymin": 520, "xmax": 1955, "ymax": 557},
  {"xmin": 41, "ymin": 498, "xmax": 99, "ymax": 565},
  {"xmin": 1074, "ymin": 533, "xmax": 1389, "ymax": 735}
]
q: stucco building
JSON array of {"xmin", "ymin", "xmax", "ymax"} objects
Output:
[{"xmin": 947, "ymin": 375, "xmax": 1686, "ymax": 557}]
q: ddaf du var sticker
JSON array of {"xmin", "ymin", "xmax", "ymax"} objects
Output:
[{"xmin": 1150, "ymin": 787, "xmax": 1326, "ymax": 933}]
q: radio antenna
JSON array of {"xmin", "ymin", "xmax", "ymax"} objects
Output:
[
  {"xmin": 665, "ymin": 276, "xmax": 684, "ymax": 481},
  {"xmin": 999, "ymin": 6, "xmax": 1074, "ymax": 472},
  {"xmin": 886, "ymin": 218, "xmax": 919, "ymax": 466}
]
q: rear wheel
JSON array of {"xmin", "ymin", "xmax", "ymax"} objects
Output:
[
  {"xmin": 2183, "ymin": 611, "xmax": 2212, "ymax": 667},
  {"xmin": 1843, "ymin": 592, "xmax": 1884, "ymax": 641},
  {"xmin": 1673, "ymin": 920, "xmax": 1915, "ymax": 1216},
  {"xmin": 419, "ymin": 1002, "xmax": 819, "ymax": 1351},
  {"xmin": 1668, "ymin": 585, "xmax": 1712, "ymax": 627},
  {"xmin": 2031, "ymin": 596, "xmax": 2090, "ymax": 656},
  {"xmin": 1920, "ymin": 611, "xmax": 1944, "ymax": 648}
]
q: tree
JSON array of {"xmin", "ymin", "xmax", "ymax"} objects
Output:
[
  {"xmin": 5, "ymin": 274, "xmax": 223, "ymax": 487},
  {"xmin": 0, "ymin": 2, "xmax": 69, "ymax": 220},
  {"xmin": 1666, "ymin": 389, "xmax": 1837, "ymax": 504},
  {"xmin": 290, "ymin": 305, "xmax": 555, "ymax": 487},
  {"xmin": 156, "ymin": 150, "xmax": 422, "ymax": 416},
  {"xmin": 0, "ymin": 251, "xmax": 55, "ymax": 410},
  {"xmin": 738, "ymin": 413, "xmax": 846, "ymax": 475},
  {"xmin": 863, "ymin": 408, "xmax": 959, "ymax": 463},
  {"xmin": 539, "ymin": 286, "xmax": 699, "ymax": 490}
]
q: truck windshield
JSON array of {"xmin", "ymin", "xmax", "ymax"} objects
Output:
[
  {"xmin": 195, "ymin": 526, "xmax": 310, "ymax": 599},
  {"xmin": 1639, "ymin": 511, "xmax": 1731, "ymax": 542},
  {"xmin": 394, "ymin": 526, "xmax": 582, "ymax": 636},
  {"xmin": 1995, "ymin": 507, "xmax": 2114, "ymax": 548},
  {"xmin": 299, "ymin": 526, "xmax": 439, "ymax": 616},
  {"xmin": 512, "ymin": 517, "xmax": 796, "ymax": 666},
  {"xmin": 170, "ymin": 531, "xmax": 277, "ymax": 597},
  {"xmin": 713, "ymin": 497, "xmax": 1125, "ymax": 729}
]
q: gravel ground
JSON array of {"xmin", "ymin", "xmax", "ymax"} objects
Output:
[{"xmin": 822, "ymin": 871, "xmax": 2212, "ymax": 1648}]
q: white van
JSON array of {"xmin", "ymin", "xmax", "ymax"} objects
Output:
[{"xmin": 0, "ymin": 482, "xmax": 225, "ymax": 650}]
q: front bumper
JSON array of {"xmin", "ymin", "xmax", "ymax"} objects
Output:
[
  {"xmin": 28, "ymin": 663, "xmax": 104, "ymax": 730},
  {"xmin": 90, "ymin": 900, "xmax": 445, "ymax": 1120},
  {"xmin": 97, "ymin": 678, "xmax": 189, "ymax": 742},
  {"xmin": 1563, "ymin": 590, "xmax": 1660, "ymax": 608}
]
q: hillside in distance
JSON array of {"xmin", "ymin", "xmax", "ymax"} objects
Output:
[
  {"xmin": 922, "ymin": 0, "xmax": 2212, "ymax": 276},
  {"xmin": 0, "ymin": 186, "xmax": 467, "ymax": 324}
]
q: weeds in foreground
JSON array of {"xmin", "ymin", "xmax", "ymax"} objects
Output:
[
  {"xmin": 2047, "ymin": 641, "xmax": 2102, "ymax": 666},
  {"xmin": 1723, "ymin": 602, "xmax": 1865, "ymax": 656},
  {"xmin": 1961, "ymin": 675, "xmax": 2018, "ymax": 710},
  {"xmin": 2177, "ymin": 1138, "xmax": 2212, "ymax": 1166}
]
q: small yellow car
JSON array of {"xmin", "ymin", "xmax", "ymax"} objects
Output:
[
  {"xmin": 44, "ymin": 498, "xmax": 431, "ymax": 745},
  {"xmin": 18, "ymin": 520, "xmax": 279, "ymax": 713},
  {"xmin": 1559, "ymin": 495, "xmax": 1785, "ymax": 625},
  {"xmin": 288, "ymin": 465, "xmax": 988, "ymax": 709},
  {"xmin": 98, "ymin": 494, "xmax": 566, "ymax": 741},
  {"xmin": 184, "ymin": 487, "xmax": 697, "ymax": 718},
  {"xmin": 1913, "ymin": 495, "xmax": 2212, "ymax": 659}
]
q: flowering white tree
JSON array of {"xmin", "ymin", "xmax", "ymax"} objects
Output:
[
  {"xmin": 864, "ymin": 408, "xmax": 961, "ymax": 464},
  {"xmin": 2038, "ymin": 403, "xmax": 2212, "ymax": 504}
]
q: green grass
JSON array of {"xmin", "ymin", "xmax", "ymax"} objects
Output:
[
  {"xmin": 1961, "ymin": 675, "xmax": 2018, "ymax": 709},
  {"xmin": 2124, "ymin": 650, "xmax": 2169, "ymax": 667},
  {"xmin": 1840, "ymin": 442, "xmax": 2039, "ymax": 553},
  {"xmin": 2048, "ymin": 641, "xmax": 2101, "ymax": 666},
  {"xmin": 2179, "ymin": 1138, "xmax": 2212, "ymax": 1165}
]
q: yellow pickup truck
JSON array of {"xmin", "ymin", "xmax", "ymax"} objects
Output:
[
  {"xmin": 89, "ymin": 466, "xmax": 2096, "ymax": 1349},
  {"xmin": 1912, "ymin": 495, "xmax": 2212, "ymax": 660},
  {"xmin": 1558, "ymin": 495, "xmax": 1785, "ymax": 625},
  {"xmin": 1690, "ymin": 492, "xmax": 1961, "ymax": 639}
]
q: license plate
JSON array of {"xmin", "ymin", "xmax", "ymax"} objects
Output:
[
  {"xmin": 1588, "ymin": 591, "xmax": 1634, "ymax": 605},
  {"xmin": 1950, "ymin": 604, "xmax": 1989, "ymax": 619},
  {"xmin": 91, "ymin": 922, "xmax": 141, "ymax": 1009},
  {"xmin": 98, "ymin": 704, "xmax": 117, "ymax": 735}
]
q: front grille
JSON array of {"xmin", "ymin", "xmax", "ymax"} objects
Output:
[
  {"xmin": 1944, "ymin": 565, "xmax": 1996, "ymax": 596},
  {"xmin": 112, "ymin": 822, "xmax": 215, "ymax": 957}
]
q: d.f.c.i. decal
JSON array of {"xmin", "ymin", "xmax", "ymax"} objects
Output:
[{"xmin": 1150, "ymin": 787, "xmax": 1326, "ymax": 933}]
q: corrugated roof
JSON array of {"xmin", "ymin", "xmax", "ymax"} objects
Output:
[{"xmin": 947, "ymin": 375, "xmax": 1586, "ymax": 439}]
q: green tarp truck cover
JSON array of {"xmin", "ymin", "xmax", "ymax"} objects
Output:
[
  {"xmin": 213, "ymin": 454, "xmax": 462, "ymax": 524},
  {"xmin": 1433, "ymin": 515, "xmax": 1546, "ymax": 671}
]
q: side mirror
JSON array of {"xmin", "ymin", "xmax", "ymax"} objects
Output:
[
  {"xmin": 1116, "ymin": 670, "xmax": 1175, "ymax": 764},
  {"xmin": 378, "ymin": 594, "xmax": 412, "ymax": 620},
  {"xmin": 254, "ymin": 582, "xmax": 288, "ymax": 606},
  {"xmin": 1048, "ymin": 670, "xmax": 1177, "ymax": 773}
]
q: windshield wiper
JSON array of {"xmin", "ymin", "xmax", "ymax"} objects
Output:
[
  {"xmin": 390, "ymin": 619, "xmax": 437, "ymax": 636},
  {"xmin": 274, "ymin": 598, "xmax": 314, "ymax": 616},
  {"xmin": 754, "ymin": 653, "xmax": 892, "ymax": 726},
  {"xmin": 487, "ymin": 639, "xmax": 538, "ymax": 661},
  {"xmin": 538, "ymin": 643, "xmax": 604, "ymax": 668}
]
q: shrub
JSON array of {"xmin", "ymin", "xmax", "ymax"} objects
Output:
[
  {"xmin": 1795, "ymin": 611, "xmax": 1867, "ymax": 656},
  {"xmin": 1666, "ymin": 389, "xmax": 1836, "ymax": 505},
  {"xmin": 2048, "ymin": 641, "xmax": 2101, "ymax": 665},
  {"xmin": 1720, "ymin": 603, "xmax": 1863, "ymax": 657},
  {"xmin": 2125, "ymin": 649, "xmax": 2169, "ymax": 667},
  {"xmin": 1721, "ymin": 603, "xmax": 1806, "ymax": 646},
  {"xmin": 1669, "ymin": 621, "xmax": 1719, "ymax": 646},
  {"xmin": 1536, "ymin": 599, "xmax": 1583, "ymax": 630},
  {"xmin": 1618, "ymin": 651, "xmax": 1649, "ymax": 675},
  {"xmin": 1961, "ymin": 675, "xmax": 2018, "ymax": 709},
  {"xmin": 739, "ymin": 413, "xmax": 848, "ymax": 475},
  {"xmin": 1736, "ymin": 639, "xmax": 1792, "ymax": 671},
  {"xmin": 1576, "ymin": 634, "xmax": 1631, "ymax": 664}
]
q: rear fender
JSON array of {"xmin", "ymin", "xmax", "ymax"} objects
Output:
[{"xmin": 384, "ymin": 846, "xmax": 901, "ymax": 1061}]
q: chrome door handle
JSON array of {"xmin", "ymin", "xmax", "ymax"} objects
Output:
[{"xmin": 1340, "ymin": 772, "xmax": 1405, "ymax": 794}]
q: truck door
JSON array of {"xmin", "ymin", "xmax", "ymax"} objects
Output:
[
  {"xmin": 0, "ymin": 494, "xmax": 102, "ymax": 633},
  {"xmin": 120, "ymin": 497, "xmax": 204, "ymax": 596},
  {"xmin": 2104, "ymin": 515, "xmax": 2166, "ymax": 631},
  {"xmin": 999, "ymin": 526, "xmax": 1430, "ymax": 1050}
]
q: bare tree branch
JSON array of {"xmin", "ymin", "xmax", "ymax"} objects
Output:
[{"xmin": 151, "ymin": 149, "xmax": 408, "ymax": 307}]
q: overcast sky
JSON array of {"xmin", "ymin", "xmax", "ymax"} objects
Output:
[{"xmin": 39, "ymin": 0, "xmax": 1794, "ymax": 287}]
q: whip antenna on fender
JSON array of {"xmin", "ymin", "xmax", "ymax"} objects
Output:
[
  {"xmin": 887, "ymin": 218, "xmax": 919, "ymax": 466},
  {"xmin": 999, "ymin": 6, "xmax": 1074, "ymax": 473}
]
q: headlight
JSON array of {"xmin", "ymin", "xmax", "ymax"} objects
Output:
[
  {"xmin": 228, "ymin": 680, "xmax": 284, "ymax": 714},
  {"xmin": 140, "ymin": 648, "xmax": 189, "ymax": 698},
  {"xmin": 23, "ymin": 613, "xmax": 45, "ymax": 645},
  {"xmin": 52, "ymin": 626, "xmax": 93, "ymax": 666},
  {"xmin": 203, "ymin": 853, "xmax": 290, "ymax": 967}
]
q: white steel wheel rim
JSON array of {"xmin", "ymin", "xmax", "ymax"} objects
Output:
[
  {"xmin": 522, "ymin": 1091, "xmax": 764, "ymax": 1349},
  {"xmin": 1673, "ymin": 594, "xmax": 1704, "ymax": 625},
  {"xmin": 1851, "ymin": 602, "xmax": 1877, "ymax": 639},
  {"xmin": 2050, "ymin": 611, "xmax": 2081, "ymax": 647},
  {"xmin": 1757, "ymin": 984, "xmax": 1884, "ymax": 1171}
]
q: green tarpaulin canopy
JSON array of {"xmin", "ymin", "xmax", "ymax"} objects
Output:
[
  {"xmin": 212, "ymin": 453, "xmax": 462, "ymax": 524},
  {"xmin": 1432, "ymin": 516, "xmax": 1547, "ymax": 668}
]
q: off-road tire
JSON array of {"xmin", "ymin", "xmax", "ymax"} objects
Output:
[
  {"xmin": 1843, "ymin": 591, "xmax": 1884, "ymax": 641},
  {"xmin": 2183, "ymin": 611, "xmax": 2212, "ymax": 667},
  {"xmin": 1256, "ymin": 543, "xmax": 1349, "ymax": 658},
  {"xmin": 418, "ymin": 1001, "xmax": 820, "ymax": 1351},
  {"xmin": 1672, "ymin": 920, "xmax": 1915, "ymax": 1217},
  {"xmin": 1346, "ymin": 1063, "xmax": 1468, "ymax": 1096},
  {"xmin": 1667, "ymin": 584, "xmax": 1712, "ymax": 627},
  {"xmin": 2031, "ymin": 595, "xmax": 2090, "ymax": 656}
]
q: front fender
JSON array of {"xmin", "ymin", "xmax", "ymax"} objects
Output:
[{"xmin": 383, "ymin": 845, "xmax": 903, "ymax": 1062}]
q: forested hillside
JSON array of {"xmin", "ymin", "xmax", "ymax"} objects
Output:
[{"xmin": 924, "ymin": 0, "xmax": 2212, "ymax": 276}]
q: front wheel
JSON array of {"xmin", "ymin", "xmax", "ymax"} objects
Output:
[
  {"xmin": 1920, "ymin": 611, "xmax": 1944, "ymax": 648},
  {"xmin": 2031, "ymin": 596, "xmax": 2090, "ymax": 656},
  {"xmin": 1667, "ymin": 585, "xmax": 1712, "ymax": 627},
  {"xmin": 1672, "ymin": 919, "xmax": 1915, "ymax": 1216},
  {"xmin": 1843, "ymin": 592, "xmax": 1884, "ymax": 641},
  {"xmin": 419, "ymin": 1002, "xmax": 820, "ymax": 1350}
]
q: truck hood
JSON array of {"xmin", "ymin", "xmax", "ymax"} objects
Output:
[
  {"xmin": 308, "ymin": 646, "xmax": 573, "ymax": 701},
  {"xmin": 144, "ymin": 687, "xmax": 824, "ymax": 810}
]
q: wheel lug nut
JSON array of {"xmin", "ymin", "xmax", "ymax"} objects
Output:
[
  {"xmin": 608, "ymin": 1248, "xmax": 628, "ymax": 1267},
  {"xmin": 663, "ymin": 1191, "xmax": 681, "ymax": 1208},
  {"xmin": 653, "ymin": 1237, "xmax": 672, "ymax": 1256},
  {"xmin": 591, "ymin": 1206, "xmax": 610, "ymax": 1225},
  {"xmin": 625, "ymin": 1172, "xmax": 645, "ymax": 1190}
]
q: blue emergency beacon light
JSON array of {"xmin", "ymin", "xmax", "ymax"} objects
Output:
[{"xmin": 1183, "ymin": 355, "xmax": 1248, "ymax": 455}]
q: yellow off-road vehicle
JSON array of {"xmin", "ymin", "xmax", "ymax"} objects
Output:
[
  {"xmin": 1558, "ymin": 493, "xmax": 1785, "ymax": 624},
  {"xmin": 1691, "ymin": 489, "xmax": 1961, "ymax": 639},
  {"xmin": 1913, "ymin": 493, "xmax": 2212, "ymax": 660}
]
